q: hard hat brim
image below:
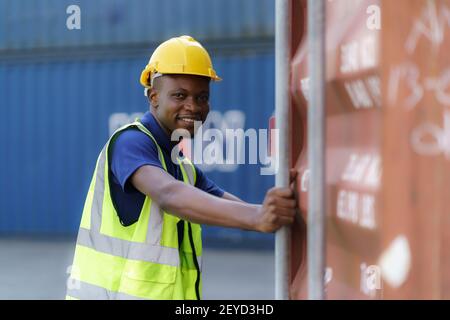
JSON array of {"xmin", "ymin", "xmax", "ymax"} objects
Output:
[{"xmin": 140, "ymin": 69, "xmax": 221, "ymax": 89}]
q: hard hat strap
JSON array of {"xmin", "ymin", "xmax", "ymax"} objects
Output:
[{"xmin": 150, "ymin": 72, "xmax": 163, "ymax": 87}]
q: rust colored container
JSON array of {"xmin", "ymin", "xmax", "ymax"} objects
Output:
[{"xmin": 288, "ymin": 0, "xmax": 450, "ymax": 299}]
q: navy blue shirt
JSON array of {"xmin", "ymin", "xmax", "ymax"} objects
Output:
[{"xmin": 109, "ymin": 111, "xmax": 224, "ymax": 226}]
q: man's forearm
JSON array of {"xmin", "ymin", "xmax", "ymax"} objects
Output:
[
  {"xmin": 222, "ymin": 192, "xmax": 244, "ymax": 202},
  {"xmin": 131, "ymin": 164, "xmax": 293, "ymax": 233},
  {"xmin": 159, "ymin": 181, "xmax": 261, "ymax": 231}
]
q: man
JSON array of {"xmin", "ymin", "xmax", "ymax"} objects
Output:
[{"xmin": 66, "ymin": 36, "xmax": 297, "ymax": 300}]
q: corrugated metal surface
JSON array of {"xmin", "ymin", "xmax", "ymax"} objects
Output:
[
  {"xmin": 288, "ymin": 0, "xmax": 450, "ymax": 299},
  {"xmin": 0, "ymin": 51, "xmax": 275, "ymax": 247},
  {"xmin": 0, "ymin": 0, "xmax": 274, "ymax": 50}
]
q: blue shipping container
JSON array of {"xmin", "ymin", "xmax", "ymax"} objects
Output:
[
  {"xmin": 0, "ymin": 50, "xmax": 275, "ymax": 248},
  {"xmin": 0, "ymin": 0, "xmax": 274, "ymax": 50}
]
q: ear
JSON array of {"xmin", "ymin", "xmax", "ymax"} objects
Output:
[{"xmin": 149, "ymin": 88, "xmax": 159, "ymax": 108}]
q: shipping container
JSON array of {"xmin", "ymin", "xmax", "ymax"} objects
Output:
[
  {"xmin": 0, "ymin": 47, "xmax": 276, "ymax": 248},
  {"xmin": 0, "ymin": 0, "xmax": 274, "ymax": 51},
  {"xmin": 285, "ymin": 0, "xmax": 450, "ymax": 299}
]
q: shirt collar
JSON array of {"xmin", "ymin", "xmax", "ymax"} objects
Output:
[{"xmin": 140, "ymin": 111, "xmax": 181, "ymax": 156}]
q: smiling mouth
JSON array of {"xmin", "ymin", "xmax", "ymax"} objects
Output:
[{"xmin": 177, "ymin": 116, "xmax": 201, "ymax": 124}]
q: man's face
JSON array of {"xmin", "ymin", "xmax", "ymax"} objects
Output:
[{"xmin": 149, "ymin": 74, "xmax": 210, "ymax": 138}]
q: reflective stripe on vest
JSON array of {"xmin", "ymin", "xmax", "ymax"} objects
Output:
[
  {"xmin": 66, "ymin": 280, "xmax": 145, "ymax": 300},
  {"xmin": 67, "ymin": 121, "xmax": 202, "ymax": 300}
]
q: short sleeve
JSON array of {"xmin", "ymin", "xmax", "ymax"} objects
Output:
[
  {"xmin": 110, "ymin": 129, "xmax": 165, "ymax": 193},
  {"xmin": 194, "ymin": 165, "xmax": 225, "ymax": 197}
]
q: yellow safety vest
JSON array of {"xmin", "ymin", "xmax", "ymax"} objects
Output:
[{"xmin": 66, "ymin": 121, "xmax": 202, "ymax": 300}]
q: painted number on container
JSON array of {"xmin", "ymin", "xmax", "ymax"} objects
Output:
[
  {"xmin": 336, "ymin": 153, "xmax": 380, "ymax": 230},
  {"xmin": 337, "ymin": 190, "xmax": 376, "ymax": 230},
  {"xmin": 343, "ymin": 76, "xmax": 381, "ymax": 110},
  {"xmin": 340, "ymin": 36, "xmax": 376, "ymax": 75},
  {"xmin": 341, "ymin": 153, "xmax": 381, "ymax": 187}
]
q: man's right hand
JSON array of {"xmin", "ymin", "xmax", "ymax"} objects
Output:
[{"xmin": 255, "ymin": 169, "xmax": 298, "ymax": 233}]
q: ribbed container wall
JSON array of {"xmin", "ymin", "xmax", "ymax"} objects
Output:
[
  {"xmin": 0, "ymin": 0, "xmax": 274, "ymax": 50},
  {"xmin": 0, "ymin": 52, "xmax": 275, "ymax": 247},
  {"xmin": 0, "ymin": 0, "xmax": 275, "ymax": 248}
]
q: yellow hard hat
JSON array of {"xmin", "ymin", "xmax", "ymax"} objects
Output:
[{"xmin": 140, "ymin": 35, "xmax": 222, "ymax": 88}]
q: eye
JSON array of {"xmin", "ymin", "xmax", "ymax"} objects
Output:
[
  {"xmin": 197, "ymin": 94, "xmax": 209, "ymax": 103},
  {"xmin": 173, "ymin": 92, "xmax": 186, "ymax": 99}
]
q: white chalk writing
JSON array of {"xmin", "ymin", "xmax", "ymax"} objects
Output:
[{"xmin": 405, "ymin": 1, "xmax": 450, "ymax": 54}]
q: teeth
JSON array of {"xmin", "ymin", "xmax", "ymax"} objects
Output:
[{"xmin": 180, "ymin": 118, "xmax": 195, "ymax": 123}]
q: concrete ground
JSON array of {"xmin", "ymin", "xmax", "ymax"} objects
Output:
[{"xmin": 0, "ymin": 237, "xmax": 274, "ymax": 300}]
